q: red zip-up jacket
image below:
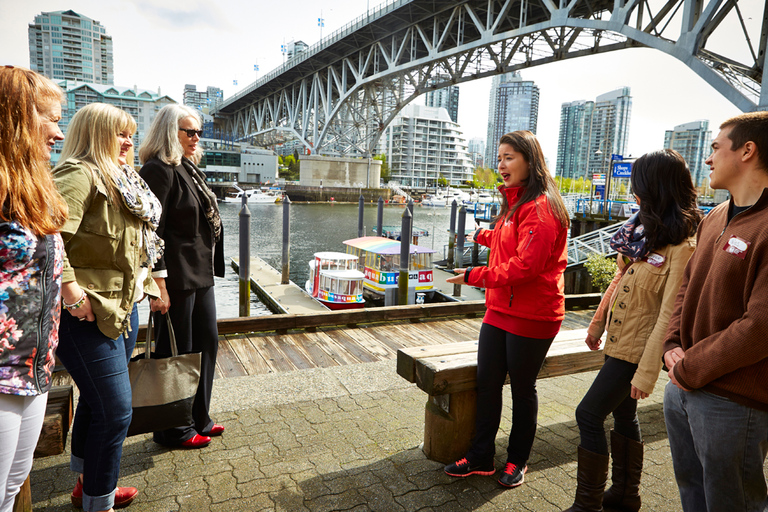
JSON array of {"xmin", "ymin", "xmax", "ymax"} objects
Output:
[{"xmin": 467, "ymin": 186, "xmax": 568, "ymax": 323}]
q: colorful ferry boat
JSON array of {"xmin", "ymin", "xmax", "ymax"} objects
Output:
[
  {"xmin": 305, "ymin": 252, "xmax": 365, "ymax": 310},
  {"xmin": 342, "ymin": 236, "xmax": 436, "ymax": 301}
]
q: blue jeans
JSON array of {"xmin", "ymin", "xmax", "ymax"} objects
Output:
[
  {"xmin": 664, "ymin": 381, "xmax": 768, "ymax": 512},
  {"xmin": 57, "ymin": 306, "xmax": 137, "ymax": 512}
]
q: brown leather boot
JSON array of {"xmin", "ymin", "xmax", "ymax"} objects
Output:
[
  {"xmin": 563, "ymin": 446, "xmax": 609, "ymax": 512},
  {"xmin": 603, "ymin": 430, "xmax": 643, "ymax": 511}
]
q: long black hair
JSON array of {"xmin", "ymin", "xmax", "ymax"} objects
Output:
[
  {"xmin": 495, "ymin": 131, "xmax": 569, "ymax": 229},
  {"xmin": 631, "ymin": 149, "xmax": 701, "ymax": 251}
]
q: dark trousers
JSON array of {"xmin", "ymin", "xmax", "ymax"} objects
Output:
[
  {"xmin": 466, "ymin": 323, "xmax": 554, "ymax": 466},
  {"xmin": 575, "ymin": 355, "xmax": 641, "ymax": 455},
  {"xmin": 57, "ymin": 306, "xmax": 137, "ymax": 511},
  {"xmin": 152, "ymin": 286, "xmax": 218, "ymax": 444}
]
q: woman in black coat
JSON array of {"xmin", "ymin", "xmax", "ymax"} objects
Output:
[{"xmin": 139, "ymin": 104, "xmax": 225, "ymax": 449}]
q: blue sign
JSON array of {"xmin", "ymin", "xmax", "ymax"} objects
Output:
[
  {"xmin": 613, "ymin": 162, "xmax": 632, "ymax": 178},
  {"xmin": 594, "ymin": 184, "xmax": 605, "ymax": 199},
  {"xmin": 611, "ymin": 153, "xmax": 623, "ymax": 161}
]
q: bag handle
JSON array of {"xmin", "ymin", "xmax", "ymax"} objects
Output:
[{"xmin": 143, "ymin": 312, "xmax": 179, "ymax": 358}]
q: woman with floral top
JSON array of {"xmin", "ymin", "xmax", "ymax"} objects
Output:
[
  {"xmin": 0, "ymin": 66, "xmax": 67, "ymax": 512},
  {"xmin": 52, "ymin": 103, "xmax": 164, "ymax": 512}
]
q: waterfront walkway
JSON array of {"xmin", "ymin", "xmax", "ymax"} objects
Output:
[{"xmin": 31, "ymin": 311, "xmax": 703, "ymax": 511}]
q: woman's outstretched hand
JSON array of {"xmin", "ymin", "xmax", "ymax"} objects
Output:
[
  {"xmin": 446, "ymin": 268, "xmax": 466, "ymax": 285},
  {"xmin": 630, "ymin": 385, "xmax": 649, "ymax": 400},
  {"xmin": 585, "ymin": 333, "xmax": 603, "ymax": 351}
]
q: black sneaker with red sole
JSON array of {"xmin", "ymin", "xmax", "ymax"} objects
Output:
[
  {"xmin": 444, "ymin": 457, "xmax": 495, "ymax": 477},
  {"xmin": 498, "ymin": 462, "xmax": 527, "ymax": 488}
]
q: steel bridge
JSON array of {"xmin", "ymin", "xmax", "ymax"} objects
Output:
[{"xmin": 213, "ymin": 0, "xmax": 767, "ymax": 157}]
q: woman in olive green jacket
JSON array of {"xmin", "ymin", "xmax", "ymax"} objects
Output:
[
  {"xmin": 564, "ymin": 150, "xmax": 701, "ymax": 512},
  {"xmin": 52, "ymin": 103, "xmax": 163, "ymax": 512}
]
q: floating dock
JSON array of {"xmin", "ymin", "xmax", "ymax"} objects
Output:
[{"xmin": 231, "ymin": 256, "xmax": 329, "ymax": 315}]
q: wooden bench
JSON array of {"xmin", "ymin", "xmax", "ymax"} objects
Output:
[
  {"xmin": 13, "ymin": 385, "xmax": 74, "ymax": 512},
  {"xmin": 396, "ymin": 328, "xmax": 604, "ymax": 463}
]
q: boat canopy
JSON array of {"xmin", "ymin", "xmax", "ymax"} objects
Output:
[{"xmin": 343, "ymin": 236, "xmax": 436, "ymax": 255}]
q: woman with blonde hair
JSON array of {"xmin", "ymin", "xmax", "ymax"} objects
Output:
[
  {"xmin": 139, "ymin": 104, "xmax": 224, "ymax": 449},
  {"xmin": 0, "ymin": 65, "xmax": 66, "ymax": 512},
  {"xmin": 53, "ymin": 103, "xmax": 163, "ymax": 512}
]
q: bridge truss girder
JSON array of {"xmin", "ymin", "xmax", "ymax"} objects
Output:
[{"xmin": 221, "ymin": 0, "xmax": 766, "ymax": 156}]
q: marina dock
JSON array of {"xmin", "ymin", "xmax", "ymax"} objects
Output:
[{"xmin": 231, "ymin": 256, "xmax": 328, "ymax": 314}]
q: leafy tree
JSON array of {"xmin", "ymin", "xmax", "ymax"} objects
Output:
[
  {"xmin": 437, "ymin": 174, "xmax": 449, "ymax": 187},
  {"xmin": 584, "ymin": 254, "xmax": 618, "ymax": 293},
  {"xmin": 373, "ymin": 154, "xmax": 390, "ymax": 183}
]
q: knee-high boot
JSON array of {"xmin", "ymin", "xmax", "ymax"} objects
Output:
[
  {"xmin": 563, "ymin": 446, "xmax": 610, "ymax": 512},
  {"xmin": 603, "ymin": 430, "xmax": 643, "ymax": 512}
]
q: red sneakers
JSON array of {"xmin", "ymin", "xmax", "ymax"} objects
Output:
[{"xmin": 71, "ymin": 477, "xmax": 138, "ymax": 509}]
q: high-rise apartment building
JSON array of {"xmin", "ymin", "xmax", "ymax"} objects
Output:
[
  {"xmin": 664, "ymin": 120, "xmax": 712, "ymax": 187},
  {"xmin": 53, "ymin": 81, "xmax": 176, "ymax": 165},
  {"xmin": 425, "ymin": 75, "xmax": 460, "ymax": 123},
  {"xmin": 384, "ymin": 104, "xmax": 474, "ymax": 187},
  {"xmin": 556, "ymin": 87, "xmax": 632, "ymax": 180},
  {"xmin": 184, "ymin": 84, "xmax": 224, "ymax": 113},
  {"xmin": 468, "ymin": 137, "xmax": 485, "ymax": 168},
  {"xmin": 485, "ymin": 72, "xmax": 539, "ymax": 167},
  {"xmin": 28, "ymin": 10, "xmax": 113, "ymax": 84}
]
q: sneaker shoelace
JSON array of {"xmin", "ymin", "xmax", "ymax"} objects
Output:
[
  {"xmin": 456, "ymin": 457, "xmax": 470, "ymax": 467},
  {"xmin": 503, "ymin": 462, "xmax": 518, "ymax": 474}
]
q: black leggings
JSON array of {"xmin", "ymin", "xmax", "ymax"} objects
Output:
[
  {"xmin": 466, "ymin": 323, "xmax": 554, "ymax": 466},
  {"xmin": 575, "ymin": 355, "xmax": 641, "ymax": 455}
]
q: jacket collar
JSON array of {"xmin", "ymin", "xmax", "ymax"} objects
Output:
[{"xmin": 498, "ymin": 185, "xmax": 524, "ymax": 205}]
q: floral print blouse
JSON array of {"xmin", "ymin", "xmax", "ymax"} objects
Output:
[{"xmin": 0, "ymin": 221, "xmax": 64, "ymax": 395}]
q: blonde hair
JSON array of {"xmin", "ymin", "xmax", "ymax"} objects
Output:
[
  {"xmin": 0, "ymin": 66, "xmax": 67, "ymax": 235},
  {"xmin": 140, "ymin": 104, "xmax": 203, "ymax": 166},
  {"xmin": 55, "ymin": 103, "xmax": 137, "ymax": 205}
]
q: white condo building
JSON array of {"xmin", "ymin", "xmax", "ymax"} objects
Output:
[
  {"xmin": 384, "ymin": 104, "xmax": 474, "ymax": 187},
  {"xmin": 29, "ymin": 10, "xmax": 113, "ymax": 84}
]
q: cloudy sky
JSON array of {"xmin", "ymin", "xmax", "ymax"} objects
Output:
[{"xmin": 1, "ymin": 0, "xmax": 759, "ymax": 166}]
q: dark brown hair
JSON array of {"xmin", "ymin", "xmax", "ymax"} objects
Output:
[
  {"xmin": 720, "ymin": 111, "xmax": 768, "ymax": 172},
  {"xmin": 630, "ymin": 149, "xmax": 701, "ymax": 251},
  {"xmin": 495, "ymin": 131, "xmax": 569, "ymax": 229}
]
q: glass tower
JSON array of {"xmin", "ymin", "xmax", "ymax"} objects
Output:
[
  {"xmin": 664, "ymin": 120, "xmax": 712, "ymax": 187},
  {"xmin": 28, "ymin": 10, "xmax": 113, "ymax": 84},
  {"xmin": 485, "ymin": 72, "xmax": 540, "ymax": 168}
]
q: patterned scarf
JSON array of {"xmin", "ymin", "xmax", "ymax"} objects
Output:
[
  {"xmin": 609, "ymin": 212, "xmax": 649, "ymax": 261},
  {"xmin": 115, "ymin": 164, "xmax": 164, "ymax": 267},
  {"xmin": 181, "ymin": 157, "xmax": 222, "ymax": 240}
]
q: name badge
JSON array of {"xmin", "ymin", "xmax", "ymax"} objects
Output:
[
  {"xmin": 723, "ymin": 235, "xmax": 750, "ymax": 260},
  {"xmin": 645, "ymin": 252, "xmax": 665, "ymax": 268}
]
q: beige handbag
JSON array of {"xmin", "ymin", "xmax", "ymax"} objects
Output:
[{"xmin": 127, "ymin": 313, "xmax": 201, "ymax": 437}]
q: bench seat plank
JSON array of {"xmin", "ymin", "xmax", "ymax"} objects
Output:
[{"xmin": 397, "ymin": 328, "xmax": 605, "ymax": 395}]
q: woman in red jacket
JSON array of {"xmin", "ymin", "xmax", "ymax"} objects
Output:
[{"xmin": 444, "ymin": 130, "xmax": 569, "ymax": 488}]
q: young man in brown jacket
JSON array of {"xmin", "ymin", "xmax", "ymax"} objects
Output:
[{"xmin": 662, "ymin": 111, "xmax": 768, "ymax": 512}]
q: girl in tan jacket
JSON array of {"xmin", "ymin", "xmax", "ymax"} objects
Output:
[{"xmin": 564, "ymin": 150, "xmax": 701, "ymax": 512}]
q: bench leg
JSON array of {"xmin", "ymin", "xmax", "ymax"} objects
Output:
[
  {"xmin": 12, "ymin": 475, "xmax": 32, "ymax": 512},
  {"xmin": 422, "ymin": 389, "xmax": 477, "ymax": 464}
]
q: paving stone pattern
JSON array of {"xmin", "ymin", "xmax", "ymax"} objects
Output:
[{"xmin": 30, "ymin": 361, "xmax": 760, "ymax": 511}]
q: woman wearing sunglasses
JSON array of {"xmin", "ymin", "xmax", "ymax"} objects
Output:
[{"xmin": 138, "ymin": 104, "xmax": 224, "ymax": 449}]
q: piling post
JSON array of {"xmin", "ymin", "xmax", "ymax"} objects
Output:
[
  {"xmin": 447, "ymin": 200, "xmax": 457, "ymax": 269},
  {"xmin": 238, "ymin": 193, "xmax": 251, "ymax": 317},
  {"xmin": 453, "ymin": 205, "xmax": 467, "ymax": 297},
  {"xmin": 358, "ymin": 194, "xmax": 365, "ymax": 237},
  {"xmin": 281, "ymin": 196, "xmax": 291, "ymax": 285},
  {"xmin": 376, "ymin": 196, "xmax": 384, "ymax": 237},
  {"xmin": 398, "ymin": 208, "xmax": 413, "ymax": 305}
]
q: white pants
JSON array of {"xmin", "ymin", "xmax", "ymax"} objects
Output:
[{"xmin": 0, "ymin": 393, "xmax": 47, "ymax": 512}]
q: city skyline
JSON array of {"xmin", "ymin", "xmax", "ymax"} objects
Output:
[{"xmin": 2, "ymin": 0, "xmax": 748, "ymax": 168}]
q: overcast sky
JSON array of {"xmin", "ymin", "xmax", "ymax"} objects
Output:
[{"xmin": 2, "ymin": 0, "xmax": 759, "ymax": 166}]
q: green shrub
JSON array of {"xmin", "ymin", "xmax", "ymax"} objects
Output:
[{"xmin": 584, "ymin": 254, "xmax": 618, "ymax": 293}]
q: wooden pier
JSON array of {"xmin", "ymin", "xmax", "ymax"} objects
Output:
[{"xmin": 231, "ymin": 256, "xmax": 328, "ymax": 314}]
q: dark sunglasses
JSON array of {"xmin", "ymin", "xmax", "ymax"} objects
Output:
[{"xmin": 179, "ymin": 128, "xmax": 203, "ymax": 138}]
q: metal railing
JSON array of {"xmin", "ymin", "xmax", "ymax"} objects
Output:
[{"xmin": 567, "ymin": 221, "xmax": 624, "ymax": 267}]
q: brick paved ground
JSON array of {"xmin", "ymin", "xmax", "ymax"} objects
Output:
[{"xmin": 28, "ymin": 361, "xmax": 730, "ymax": 511}]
